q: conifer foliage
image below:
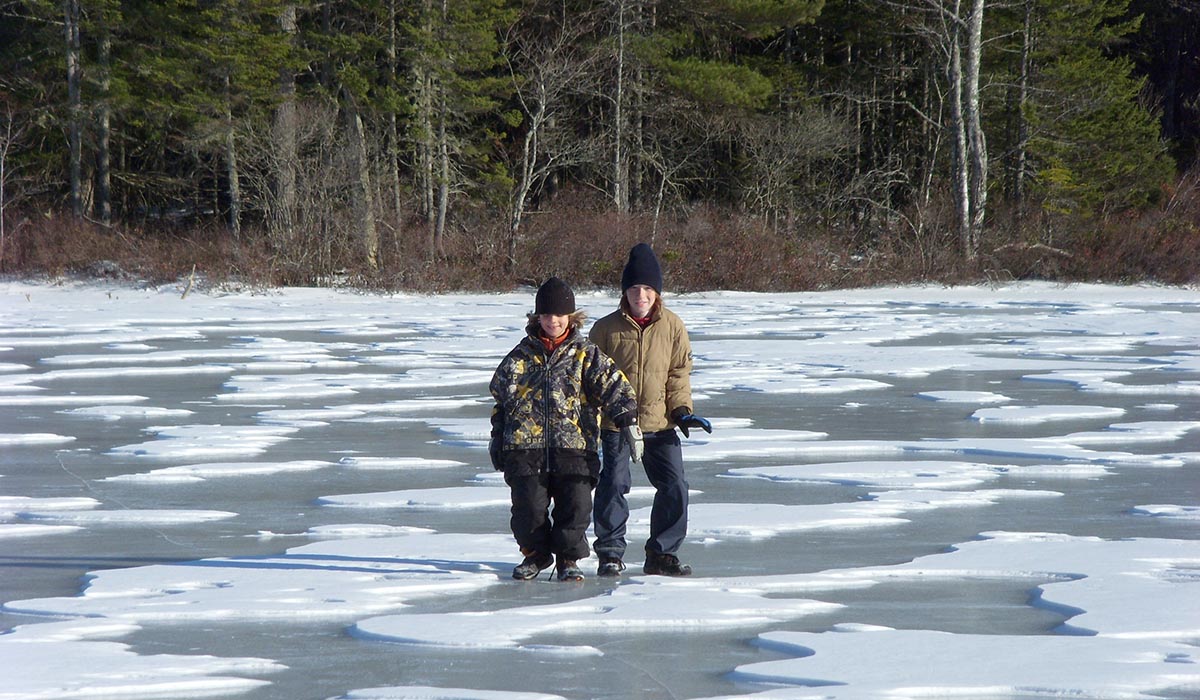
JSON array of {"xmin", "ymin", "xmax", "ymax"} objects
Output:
[{"xmin": 0, "ymin": 0, "xmax": 1193, "ymax": 282}]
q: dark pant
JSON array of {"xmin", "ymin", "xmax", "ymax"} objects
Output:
[
  {"xmin": 506, "ymin": 471, "xmax": 593, "ymax": 561},
  {"xmin": 593, "ymin": 429, "xmax": 687, "ymax": 558}
]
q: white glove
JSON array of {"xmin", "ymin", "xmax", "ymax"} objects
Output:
[{"xmin": 621, "ymin": 423, "xmax": 644, "ymax": 463}]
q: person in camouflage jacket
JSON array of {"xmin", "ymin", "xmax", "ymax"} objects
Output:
[{"xmin": 490, "ymin": 277, "xmax": 640, "ymax": 582}]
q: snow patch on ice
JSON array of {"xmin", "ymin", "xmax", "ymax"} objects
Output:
[
  {"xmin": 318, "ymin": 487, "xmax": 512, "ymax": 510},
  {"xmin": 917, "ymin": 390, "xmax": 1012, "ymax": 403},
  {"xmin": 1131, "ymin": 504, "xmax": 1200, "ymax": 520},
  {"xmin": 971, "ymin": 404, "xmax": 1126, "ymax": 424},
  {"xmin": 103, "ymin": 460, "xmax": 336, "ymax": 483},
  {"xmin": 329, "ymin": 689, "xmax": 567, "ymax": 700},
  {"xmin": 0, "ymin": 618, "xmax": 282, "ymax": 700}
]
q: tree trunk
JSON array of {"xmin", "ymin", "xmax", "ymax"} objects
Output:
[
  {"xmin": 416, "ymin": 65, "xmax": 434, "ymax": 231},
  {"xmin": 431, "ymin": 0, "xmax": 449, "ymax": 258},
  {"xmin": 612, "ymin": 0, "xmax": 629, "ymax": 213},
  {"xmin": 632, "ymin": 0, "xmax": 651, "ymax": 210},
  {"xmin": 65, "ymin": 0, "xmax": 83, "ymax": 218},
  {"xmin": 434, "ymin": 95, "xmax": 448, "ymax": 258},
  {"xmin": 947, "ymin": 0, "xmax": 986, "ymax": 260},
  {"xmin": 415, "ymin": 0, "xmax": 436, "ymax": 248},
  {"xmin": 272, "ymin": 4, "xmax": 298, "ymax": 247},
  {"xmin": 508, "ymin": 126, "xmax": 536, "ymax": 271},
  {"xmin": 965, "ymin": 0, "xmax": 987, "ymax": 256},
  {"xmin": 387, "ymin": 0, "xmax": 403, "ymax": 223},
  {"xmin": 1011, "ymin": 0, "xmax": 1032, "ymax": 219},
  {"xmin": 0, "ymin": 108, "xmax": 16, "ymax": 260},
  {"xmin": 95, "ymin": 23, "xmax": 112, "ymax": 226},
  {"xmin": 347, "ymin": 101, "xmax": 379, "ymax": 270},
  {"xmin": 224, "ymin": 79, "xmax": 242, "ymax": 238},
  {"xmin": 948, "ymin": 7, "xmax": 971, "ymax": 258},
  {"xmin": 508, "ymin": 142, "xmax": 532, "ymax": 268}
]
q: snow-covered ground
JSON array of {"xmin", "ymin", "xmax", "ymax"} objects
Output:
[{"xmin": 1, "ymin": 279, "xmax": 1199, "ymax": 700}]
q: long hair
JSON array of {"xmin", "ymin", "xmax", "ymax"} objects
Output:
[
  {"xmin": 526, "ymin": 310, "xmax": 588, "ymax": 335},
  {"xmin": 619, "ymin": 293, "xmax": 663, "ymax": 320}
]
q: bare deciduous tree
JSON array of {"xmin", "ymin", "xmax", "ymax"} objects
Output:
[
  {"xmin": 65, "ymin": 0, "xmax": 83, "ymax": 218},
  {"xmin": 344, "ymin": 93, "xmax": 378, "ymax": 270},
  {"xmin": 610, "ymin": 0, "xmax": 632, "ymax": 214},
  {"xmin": 883, "ymin": 0, "xmax": 988, "ymax": 258},
  {"xmin": 0, "ymin": 102, "xmax": 30, "ymax": 266},
  {"xmin": 737, "ymin": 109, "xmax": 855, "ymax": 234},
  {"xmin": 271, "ymin": 3, "xmax": 298, "ymax": 248},
  {"xmin": 501, "ymin": 9, "xmax": 603, "ymax": 269},
  {"xmin": 94, "ymin": 5, "xmax": 112, "ymax": 227}
]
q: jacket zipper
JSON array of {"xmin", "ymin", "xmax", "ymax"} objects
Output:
[
  {"xmin": 633, "ymin": 316, "xmax": 647, "ymax": 427},
  {"xmin": 543, "ymin": 344, "xmax": 554, "ymax": 472}
]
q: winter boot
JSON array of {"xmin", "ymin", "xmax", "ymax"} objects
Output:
[
  {"xmin": 513, "ymin": 550, "xmax": 554, "ymax": 580},
  {"xmin": 556, "ymin": 559, "xmax": 584, "ymax": 582},
  {"xmin": 643, "ymin": 550, "xmax": 692, "ymax": 577},
  {"xmin": 597, "ymin": 556, "xmax": 626, "ymax": 578}
]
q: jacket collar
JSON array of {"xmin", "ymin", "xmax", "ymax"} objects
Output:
[{"xmin": 523, "ymin": 325, "xmax": 579, "ymax": 354}]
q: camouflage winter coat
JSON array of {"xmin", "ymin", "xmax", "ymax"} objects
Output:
[{"xmin": 490, "ymin": 324, "xmax": 637, "ymax": 479}]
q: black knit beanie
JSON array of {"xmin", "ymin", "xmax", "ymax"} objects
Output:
[
  {"xmin": 621, "ymin": 243, "xmax": 663, "ymax": 293},
  {"xmin": 534, "ymin": 276, "xmax": 576, "ymax": 315}
]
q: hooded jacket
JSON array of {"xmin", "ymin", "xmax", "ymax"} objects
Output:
[
  {"xmin": 490, "ymin": 322, "xmax": 637, "ymax": 478},
  {"xmin": 589, "ymin": 298, "xmax": 693, "ymax": 433}
]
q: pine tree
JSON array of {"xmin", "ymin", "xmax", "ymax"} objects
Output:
[
  {"xmin": 117, "ymin": 0, "xmax": 292, "ymax": 233},
  {"xmin": 1026, "ymin": 0, "xmax": 1174, "ymax": 216},
  {"xmin": 404, "ymin": 0, "xmax": 516, "ymax": 257},
  {"xmin": 611, "ymin": 0, "xmax": 824, "ymax": 215},
  {"xmin": 1126, "ymin": 0, "xmax": 1200, "ymax": 170},
  {"xmin": 2, "ymin": 3, "xmax": 55, "ymax": 208}
]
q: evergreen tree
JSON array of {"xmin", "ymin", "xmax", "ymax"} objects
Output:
[
  {"xmin": 1026, "ymin": 0, "xmax": 1174, "ymax": 216},
  {"xmin": 1125, "ymin": 0, "xmax": 1199, "ymax": 170},
  {"xmin": 791, "ymin": 0, "xmax": 939, "ymax": 235},
  {"xmin": 613, "ymin": 0, "xmax": 824, "ymax": 213},
  {"xmin": 117, "ymin": 0, "xmax": 291, "ymax": 231},
  {"xmin": 0, "ymin": 2, "xmax": 70, "ymax": 207},
  {"xmin": 194, "ymin": 0, "xmax": 293, "ymax": 233},
  {"xmin": 404, "ymin": 0, "xmax": 516, "ymax": 256},
  {"xmin": 0, "ymin": 0, "xmax": 1191, "ymax": 279},
  {"xmin": 303, "ymin": 0, "xmax": 394, "ymax": 268}
]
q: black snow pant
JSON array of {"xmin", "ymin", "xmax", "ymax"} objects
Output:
[{"xmin": 506, "ymin": 471, "xmax": 593, "ymax": 561}]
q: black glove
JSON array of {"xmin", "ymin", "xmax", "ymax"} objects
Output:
[
  {"xmin": 489, "ymin": 437, "xmax": 502, "ymax": 471},
  {"xmin": 672, "ymin": 408, "xmax": 712, "ymax": 438}
]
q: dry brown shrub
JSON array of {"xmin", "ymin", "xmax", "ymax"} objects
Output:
[{"xmin": 6, "ymin": 170, "xmax": 1199, "ymax": 291}]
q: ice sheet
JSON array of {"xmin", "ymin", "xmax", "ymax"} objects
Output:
[{"xmin": 3, "ymin": 280, "xmax": 1200, "ymax": 700}]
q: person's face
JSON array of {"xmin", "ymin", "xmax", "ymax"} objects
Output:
[
  {"xmin": 539, "ymin": 313, "xmax": 570, "ymax": 338},
  {"xmin": 625, "ymin": 284, "xmax": 657, "ymax": 318}
]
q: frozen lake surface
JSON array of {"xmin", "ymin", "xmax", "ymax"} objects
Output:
[{"xmin": 2, "ymin": 279, "xmax": 1199, "ymax": 700}]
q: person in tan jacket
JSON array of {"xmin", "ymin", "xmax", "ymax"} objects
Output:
[{"xmin": 589, "ymin": 243, "xmax": 712, "ymax": 577}]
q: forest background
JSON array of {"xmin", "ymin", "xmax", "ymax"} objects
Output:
[{"xmin": 1, "ymin": 0, "xmax": 1197, "ymax": 292}]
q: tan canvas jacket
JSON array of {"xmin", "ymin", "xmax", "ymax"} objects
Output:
[{"xmin": 589, "ymin": 301, "xmax": 693, "ymax": 433}]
